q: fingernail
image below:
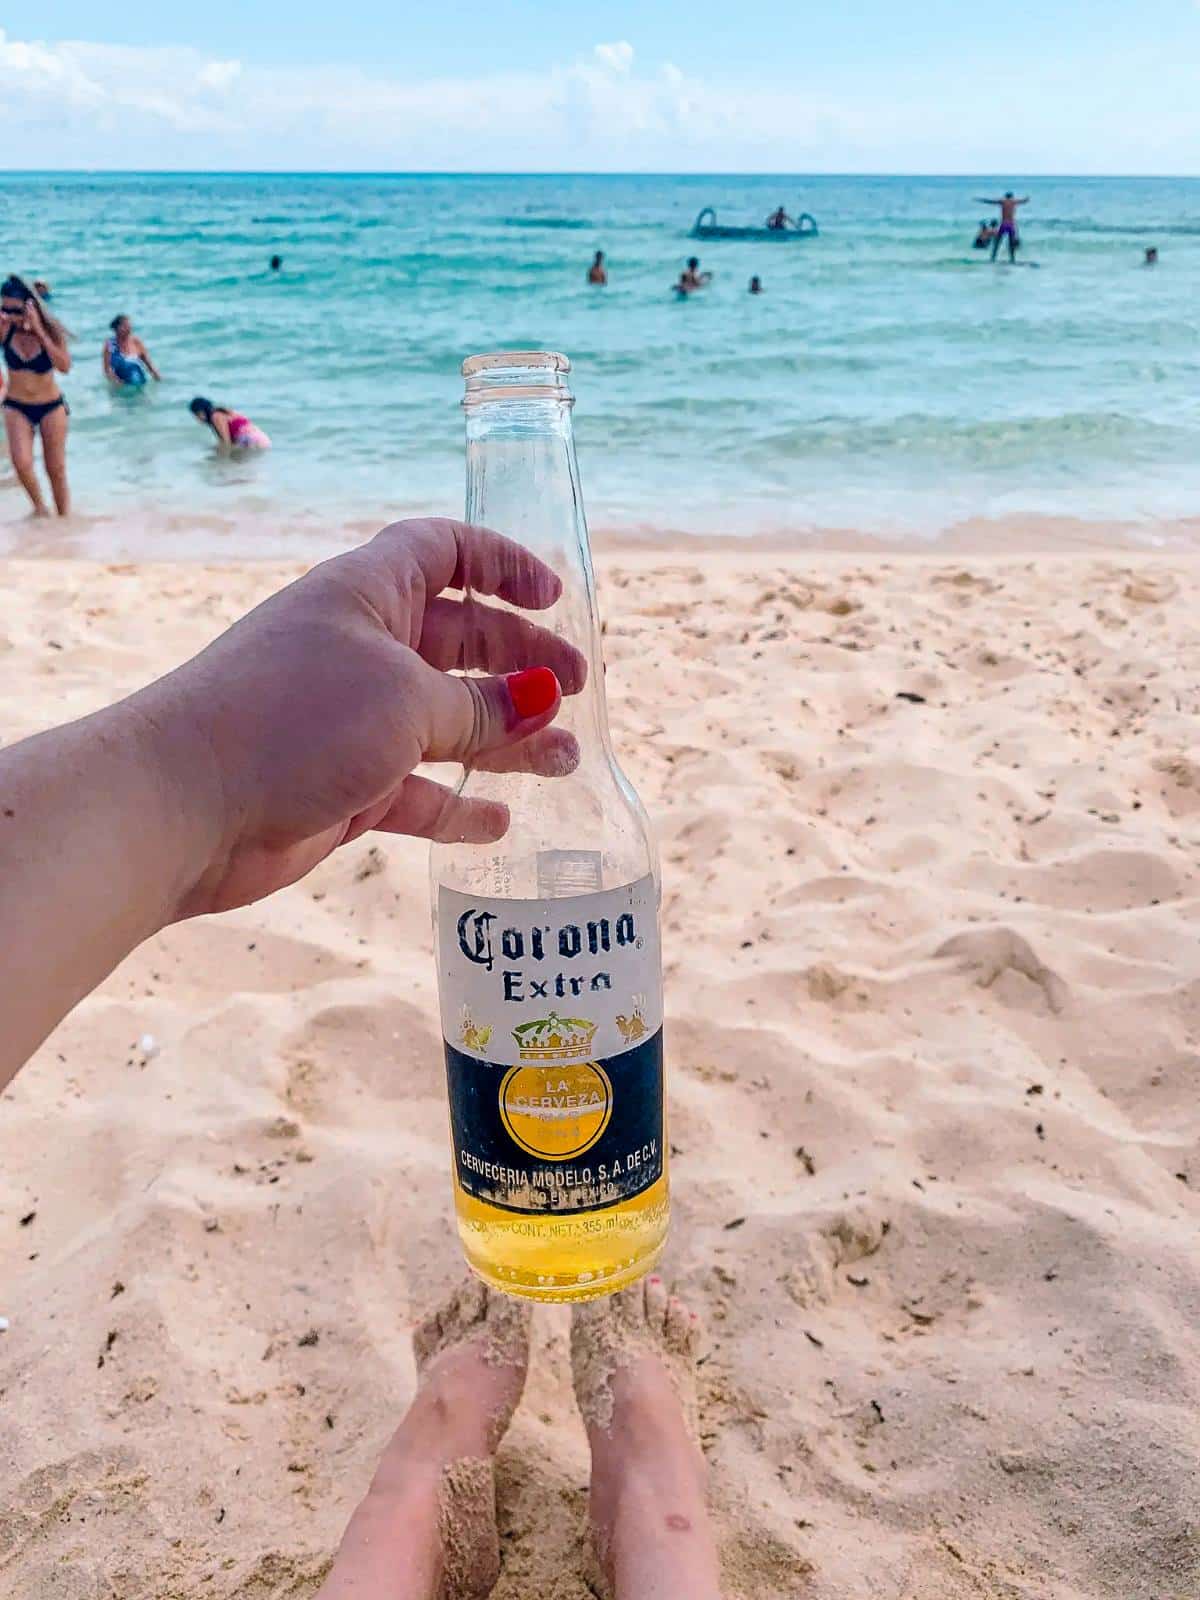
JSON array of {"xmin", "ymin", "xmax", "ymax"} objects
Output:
[
  {"xmin": 506, "ymin": 666, "xmax": 559, "ymax": 721},
  {"xmin": 650, "ymin": 1275, "xmax": 662, "ymax": 1285}
]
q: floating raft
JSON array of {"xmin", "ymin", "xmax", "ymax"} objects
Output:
[{"xmin": 690, "ymin": 207, "xmax": 818, "ymax": 240}]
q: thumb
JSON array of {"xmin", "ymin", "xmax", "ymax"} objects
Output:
[{"xmin": 420, "ymin": 663, "xmax": 562, "ymax": 764}]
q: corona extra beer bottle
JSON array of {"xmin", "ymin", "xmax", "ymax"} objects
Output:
[{"xmin": 431, "ymin": 351, "xmax": 667, "ymax": 1301}]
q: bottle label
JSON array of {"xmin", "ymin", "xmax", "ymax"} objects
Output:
[{"xmin": 437, "ymin": 875, "xmax": 663, "ymax": 1215}]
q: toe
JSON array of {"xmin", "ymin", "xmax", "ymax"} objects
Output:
[
  {"xmin": 413, "ymin": 1301, "xmax": 446, "ymax": 1369},
  {"xmin": 611, "ymin": 1283, "xmax": 646, "ymax": 1332},
  {"xmin": 460, "ymin": 1276, "xmax": 488, "ymax": 1330},
  {"xmin": 482, "ymin": 1290, "xmax": 532, "ymax": 1371},
  {"xmin": 571, "ymin": 1296, "xmax": 605, "ymax": 1337},
  {"xmin": 682, "ymin": 1306, "xmax": 704, "ymax": 1359},
  {"xmin": 664, "ymin": 1293, "xmax": 693, "ymax": 1357},
  {"xmin": 644, "ymin": 1273, "xmax": 669, "ymax": 1334}
]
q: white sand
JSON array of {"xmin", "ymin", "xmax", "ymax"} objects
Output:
[{"xmin": 2, "ymin": 548, "xmax": 1199, "ymax": 1599}]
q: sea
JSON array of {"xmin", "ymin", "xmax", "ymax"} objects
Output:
[{"xmin": 4, "ymin": 172, "xmax": 1200, "ymax": 550}]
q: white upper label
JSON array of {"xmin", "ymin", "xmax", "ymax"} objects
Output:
[{"xmin": 437, "ymin": 875, "xmax": 661, "ymax": 1066}]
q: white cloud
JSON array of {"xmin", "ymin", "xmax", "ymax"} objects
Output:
[
  {"xmin": 0, "ymin": 30, "xmax": 250, "ymax": 134},
  {"xmin": 0, "ymin": 28, "xmax": 863, "ymax": 170},
  {"xmin": 593, "ymin": 41, "xmax": 635, "ymax": 75},
  {"xmin": 197, "ymin": 58, "xmax": 242, "ymax": 93},
  {"xmin": 0, "ymin": 27, "xmax": 106, "ymax": 108}
]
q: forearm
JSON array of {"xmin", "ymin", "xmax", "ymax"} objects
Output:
[
  {"xmin": 0, "ymin": 697, "xmax": 215, "ymax": 1087},
  {"xmin": 40, "ymin": 334, "xmax": 70, "ymax": 373}
]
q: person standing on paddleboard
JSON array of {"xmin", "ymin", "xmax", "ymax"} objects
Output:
[{"xmin": 975, "ymin": 191, "xmax": 1030, "ymax": 262}]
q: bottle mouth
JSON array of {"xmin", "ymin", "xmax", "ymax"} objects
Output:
[{"xmin": 462, "ymin": 350, "xmax": 574, "ymax": 407}]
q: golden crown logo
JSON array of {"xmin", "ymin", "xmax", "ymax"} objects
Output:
[
  {"xmin": 458, "ymin": 1006, "xmax": 493, "ymax": 1054},
  {"xmin": 616, "ymin": 995, "xmax": 647, "ymax": 1044},
  {"xmin": 512, "ymin": 1011, "xmax": 598, "ymax": 1062}
]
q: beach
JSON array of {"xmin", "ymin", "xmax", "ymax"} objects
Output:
[{"xmin": 2, "ymin": 534, "xmax": 1198, "ymax": 1599}]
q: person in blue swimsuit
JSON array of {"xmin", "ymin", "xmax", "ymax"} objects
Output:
[
  {"xmin": 0, "ymin": 274, "xmax": 72, "ymax": 516},
  {"xmin": 103, "ymin": 315, "xmax": 161, "ymax": 388}
]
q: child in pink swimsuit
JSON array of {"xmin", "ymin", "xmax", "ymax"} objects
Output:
[{"xmin": 189, "ymin": 396, "xmax": 271, "ymax": 451}]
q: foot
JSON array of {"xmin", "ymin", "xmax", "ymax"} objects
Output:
[
  {"xmin": 317, "ymin": 1279, "xmax": 531, "ymax": 1600},
  {"xmin": 571, "ymin": 1277, "xmax": 721, "ymax": 1600}
]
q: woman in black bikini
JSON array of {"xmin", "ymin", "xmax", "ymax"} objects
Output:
[{"xmin": 1, "ymin": 275, "xmax": 72, "ymax": 516}]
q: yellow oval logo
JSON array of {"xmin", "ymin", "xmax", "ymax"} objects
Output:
[{"xmin": 499, "ymin": 1061, "xmax": 613, "ymax": 1161}]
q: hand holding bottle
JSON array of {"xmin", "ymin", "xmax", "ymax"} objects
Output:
[
  {"xmin": 0, "ymin": 517, "xmax": 585, "ymax": 1084},
  {"xmin": 158, "ymin": 517, "xmax": 588, "ymax": 917}
]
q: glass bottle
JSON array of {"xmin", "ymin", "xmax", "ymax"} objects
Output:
[{"xmin": 430, "ymin": 351, "xmax": 668, "ymax": 1301}]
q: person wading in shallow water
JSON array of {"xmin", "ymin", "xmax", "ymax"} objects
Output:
[
  {"xmin": 103, "ymin": 315, "xmax": 162, "ymax": 388},
  {"xmin": 0, "ymin": 274, "xmax": 72, "ymax": 516},
  {"xmin": 0, "ymin": 518, "xmax": 727, "ymax": 1599}
]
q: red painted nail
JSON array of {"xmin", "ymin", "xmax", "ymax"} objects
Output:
[{"xmin": 506, "ymin": 666, "xmax": 559, "ymax": 722}]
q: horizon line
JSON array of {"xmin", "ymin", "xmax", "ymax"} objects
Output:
[{"xmin": 4, "ymin": 168, "xmax": 1199, "ymax": 181}]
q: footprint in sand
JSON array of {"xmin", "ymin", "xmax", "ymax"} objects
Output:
[
  {"xmin": 782, "ymin": 1205, "xmax": 890, "ymax": 1308},
  {"xmin": 0, "ymin": 1447, "xmax": 143, "ymax": 1565},
  {"xmin": 1152, "ymin": 753, "xmax": 1200, "ymax": 816},
  {"xmin": 1123, "ymin": 573, "xmax": 1179, "ymax": 605},
  {"xmin": 930, "ymin": 569, "xmax": 999, "ymax": 597},
  {"xmin": 935, "ymin": 926, "xmax": 1068, "ymax": 1015}
]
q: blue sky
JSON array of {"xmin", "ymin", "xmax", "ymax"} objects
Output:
[{"xmin": 5, "ymin": 4, "xmax": 1200, "ymax": 172}]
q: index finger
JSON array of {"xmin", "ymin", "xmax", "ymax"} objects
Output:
[{"xmin": 368, "ymin": 518, "xmax": 563, "ymax": 613}]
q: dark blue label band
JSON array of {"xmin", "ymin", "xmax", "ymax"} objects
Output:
[{"xmin": 445, "ymin": 1030, "xmax": 664, "ymax": 1214}]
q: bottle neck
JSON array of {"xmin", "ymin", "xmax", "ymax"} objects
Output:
[{"xmin": 464, "ymin": 393, "xmax": 613, "ymax": 762}]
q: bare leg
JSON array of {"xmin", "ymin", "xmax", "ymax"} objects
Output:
[
  {"xmin": 572, "ymin": 1278, "xmax": 722, "ymax": 1600},
  {"xmin": 3, "ymin": 408, "xmax": 47, "ymax": 516},
  {"xmin": 316, "ymin": 1281, "xmax": 531, "ymax": 1600},
  {"xmin": 39, "ymin": 404, "xmax": 71, "ymax": 516}
]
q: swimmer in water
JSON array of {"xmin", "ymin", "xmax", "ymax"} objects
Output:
[
  {"xmin": 32, "ymin": 279, "xmax": 52, "ymax": 300},
  {"xmin": 1144, "ymin": 247, "xmax": 1158, "ymax": 266},
  {"xmin": 974, "ymin": 191, "xmax": 1029, "ymax": 262},
  {"xmin": 973, "ymin": 220, "xmax": 996, "ymax": 250},
  {"xmin": 269, "ymin": 255, "xmax": 283, "ymax": 272},
  {"xmin": 749, "ymin": 275, "xmax": 763, "ymax": 294},
  {"xmin": 189, "ymin": 396, "xmax": 271, "ymax": 452},
  {"xmin": 765, "ymin": 206, "xmax": 793, "ymax": 231},
  {"xmin": 588, "ymin": 250, "xmax": 608, "ymax": 285},
  {"xmin": 103, "ymin": 315, "xmax": 161, "ymax": 388},
  {"xmin": 678, "ymin": 257, "xmax": 712, "ymax": 293}
]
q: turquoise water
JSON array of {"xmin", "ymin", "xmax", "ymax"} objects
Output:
[{"xmin": 5, "ymin": 172, "xmax": 1200, "ymax": 541}]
